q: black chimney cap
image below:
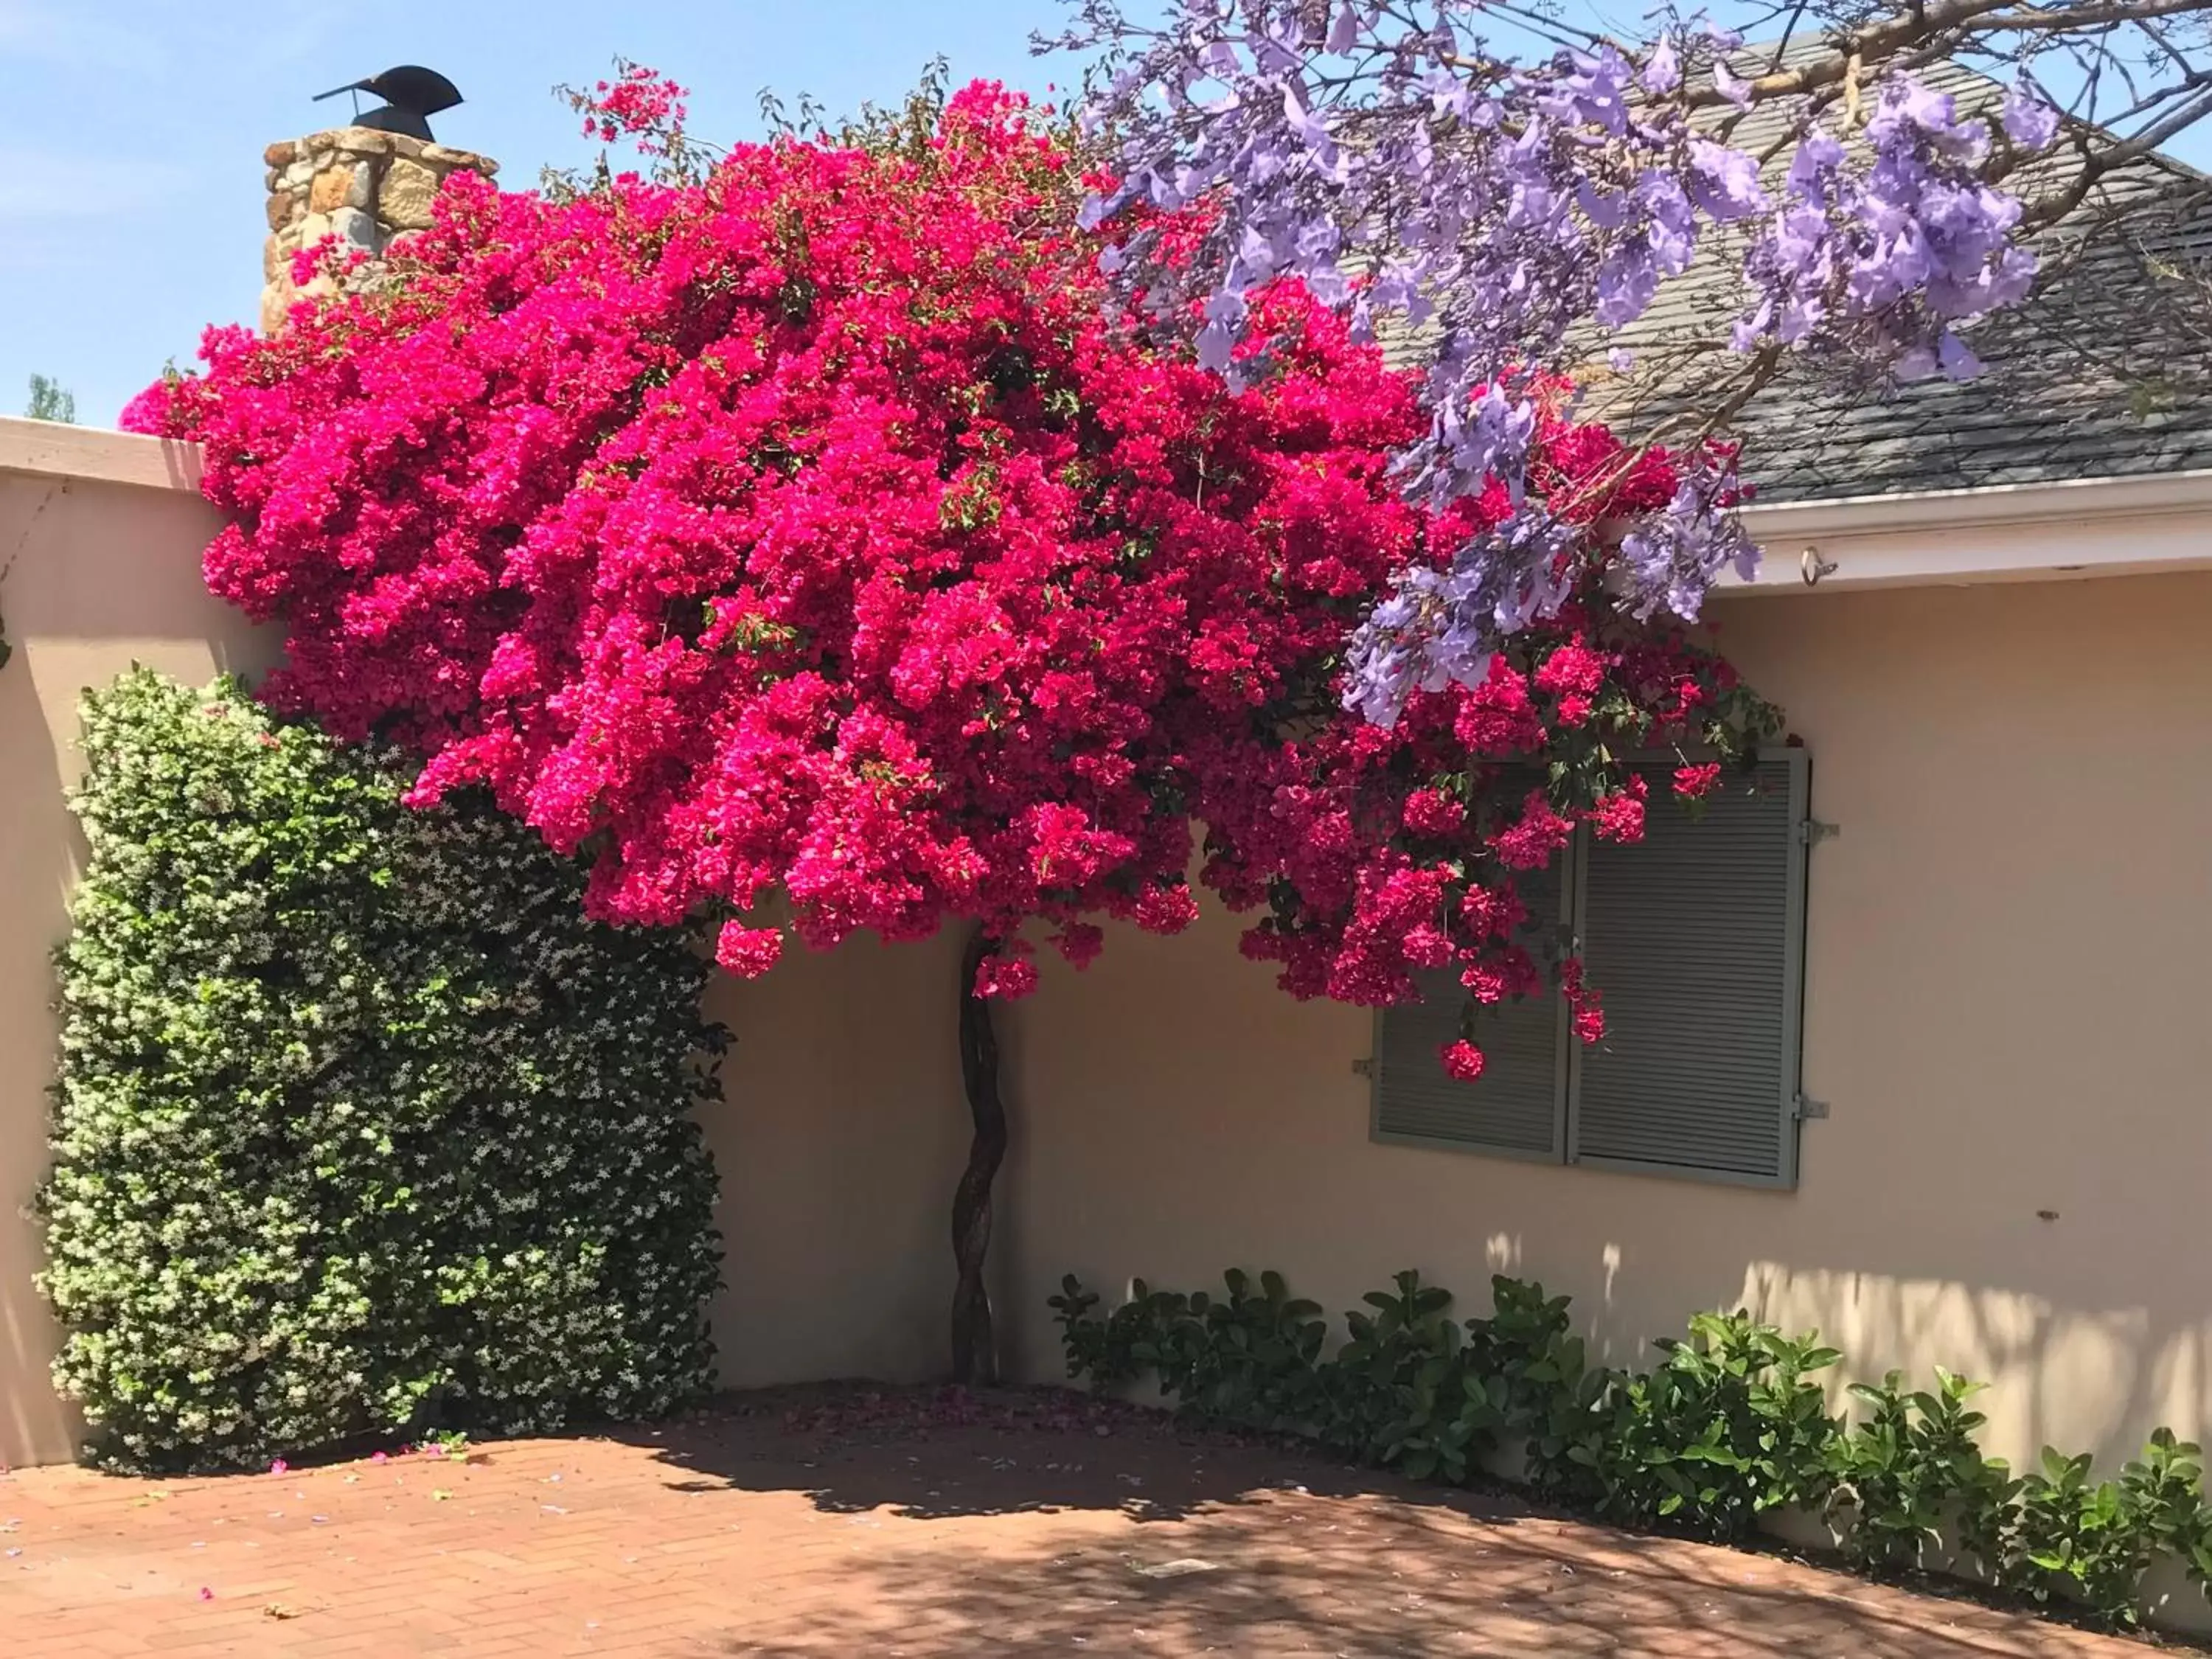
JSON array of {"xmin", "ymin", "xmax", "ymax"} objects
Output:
[{"xmin": 313, "ymin": 66, "xmax": 464, "ymax": 142}]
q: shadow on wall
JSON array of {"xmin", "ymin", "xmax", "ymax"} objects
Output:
[
  {"xmin": 701, "ymin": 928, "xmax": 978, "ymax": 1391},
  {"xmin": 0, "ymin": 458, "xmax": 276, "ymax": 1470},
  {"xmin": 1470, "ymin": 1227, "xmax": 2206, "ymax": 1473},
  {"xmin": 1736, "ymin": 1261, "xmax": 2208, "ymax": 1481}
]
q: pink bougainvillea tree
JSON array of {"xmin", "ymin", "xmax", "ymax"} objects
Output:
[{"xmin": 128, "ymin": 78, "xmax": 1775, "ymax": 1378}]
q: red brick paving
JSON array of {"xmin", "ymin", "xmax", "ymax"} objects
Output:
[{"xmin": 0, "ymin": 1385, "xmax": 2163, "ymax": 1657}]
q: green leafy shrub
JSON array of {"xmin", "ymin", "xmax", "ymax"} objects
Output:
[
  {"xmin": 2002, "ymin": 1433, "xmax": 2208, "ymax": 1625},
  {"xmin": 1565, "ymin": 1313, "xmax": 1840, "ymax": 1540},
  {"xmin": 1049, "ymin": 1269, "xmax": 1329, "ymax": 1431},
  {"xmin": 40, "ymin": 670, "xmax": 726, "ymax": 1472},
  {"xmin": 1054, "ymin": 1265, "xmax": 2212, "ymax": 1629},
  {"xmin": 1056, "ymin": 1267, "xmax": 1837, "ymax": 1538},
  {"xmin": 1314, "ymin": 1270, "xmax": 1472, "ymax": 1476},
  {"xmin": 1166, "ymin": 1269, "xmax": 1328, "ymax": 1430},
  {"xmin": 1828, "ymin": 1368, "xmax": 2017, "ymax": 1574}
]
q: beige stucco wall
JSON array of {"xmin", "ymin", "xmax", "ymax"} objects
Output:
[
  {"xmin": 987, "ymin": 571, "xmax": 2212, "ymax": 1478},
  {"xmin": 4, "ymin": 414, "xmax": 2204, "ymax": 1522},
  {"xmin": 0, "ymin": 420, "xmax": 280, "ymax": 1469},
  {"xmin": 702, "ymin": 928, "xmax": 974, "ymax": 1388}
]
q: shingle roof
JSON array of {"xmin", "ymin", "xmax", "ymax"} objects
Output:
[
  {"xmin": 1705, "ymin": 234, "xmax": 2212, "ymax": 503},
  {"xmin": 1385, "ymin": 49, "xmax": 2212, "ymax": 504}
]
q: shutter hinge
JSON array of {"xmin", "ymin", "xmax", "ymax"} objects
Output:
[
  {"xmin": 1792, "ymin": 1091, "xmax": 1829, "ymax": 1121},
  {"xmin": 1796, "ymin": 818, "xmax": 1840, "ymax": 846},
  {"xmin": 1352, "ymin": 1057, "xmax": 1377, "ymax": 1079}
]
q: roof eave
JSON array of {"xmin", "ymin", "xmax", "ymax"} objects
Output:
[{"xmin": 1722, "ymin": 467, "xmax": 2212, "ymax": 595}]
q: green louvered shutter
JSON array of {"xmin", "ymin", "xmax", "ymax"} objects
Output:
[
  {"xmin": 1372, "ymin": 857, "xmax": 1569, "ymax": 1161},
  {"xmin": 1566, "ymin": 751, "xmax": 1810, "ymax": 1187}
]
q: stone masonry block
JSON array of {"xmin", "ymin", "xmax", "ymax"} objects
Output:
[{"xmin": 377, "ymin": 157, "xmax": 442, "ymax": 231}]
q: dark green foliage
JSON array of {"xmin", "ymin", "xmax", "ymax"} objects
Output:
[
  {"xmin": 1828, "ymin": 1368, "xmax": 2017, "ymax": 1574},
  {"xmin": 1323, "ymin": 1270, "xmax": 1478, "ymax": 1478},
  {"xmin": 2003, "ymin": 1433, "xmax": 2212, "ymax": 1627},
  {"xmin": 1551, "ymin": 1313, "xmax": 1841, "ymax": 1538},
  {"xmin": 1054, "ymin": 1266, "xmax": 2212, "ymax": 1629},
  {"xmin": 1049, "ymin": 1270, "xmax": 1328, "ymax": 1427},
  {"xmin": 41, "ymin": 670, "xmax": 726, "ymax": 1472}
]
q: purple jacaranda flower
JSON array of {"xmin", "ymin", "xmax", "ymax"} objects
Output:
[
  {"xmin": 2003, "ymin": 83, "xmax": 2059, "ymax": 149},
  {"xmin": 1062, "ymin": 7, "xmax": 2054, "ymax": 724},
  {"xmin": 1688, "ymin": 139, "xmax": 1766, "ymax": 219}
]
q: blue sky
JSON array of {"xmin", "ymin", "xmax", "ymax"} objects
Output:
[
  {"xmin": 0, "ymin": 0, "xmax": 1080, "ymax": 423},
  {"xmin": 5, "ymin": 1, "xmax": 2203, "ymax": 425}
]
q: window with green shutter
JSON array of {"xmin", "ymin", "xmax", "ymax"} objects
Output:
[
  {"xmin": 1371, "ymin": 856, "xmax": 1570, "ymax": 1161},
  {"xmin": 1369, "ymin": 750, "xmax": 1815, "ymax": 1189}
]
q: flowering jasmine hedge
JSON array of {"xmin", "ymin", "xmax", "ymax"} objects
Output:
[{"xmin": 40, "ymin": 670, "xmax": 724, "ymax": 1472}]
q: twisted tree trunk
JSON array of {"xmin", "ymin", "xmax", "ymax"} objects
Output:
[{"xmin": 950, "ymin": 929, "xmax": 1009, "ymax": 1385}]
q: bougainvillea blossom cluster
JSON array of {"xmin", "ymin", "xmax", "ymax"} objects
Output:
[
  {"xmin": 581, "ymin": 63, "xmax": 689, "ymax": 148},
  {"xmin": 129, "ymin": 82, "xmax": 1776, "ymax": 1079}
]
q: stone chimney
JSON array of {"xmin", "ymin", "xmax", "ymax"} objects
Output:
[{"xmin": 260, "ymin": 128, "xmax": 498, "ymax": 333}]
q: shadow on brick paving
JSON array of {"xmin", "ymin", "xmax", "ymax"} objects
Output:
[
  {"xmin": 617, "ymin": 1380, "xmax": 1432, "ymax": 1524},
  {"xmin": 1, "ymin": 1382, "xmax": 2175, "ymax": 1658},
  {"xmin": 706, "ymin": 1533, "xmax": 2124, "ymax": 1658},
  {"xmin": 586, "ymin": 1384, "xmax": 2156, "ymax": 1659}
]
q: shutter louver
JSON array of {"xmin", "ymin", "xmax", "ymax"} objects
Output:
[
  {"xmin": 1373, "ymin": 859, "xmax": 1568, "ymax": 1160},
  {"xmin": 1567, "ymin": 752, "xmax": 1809, "ymax": 1187}
]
